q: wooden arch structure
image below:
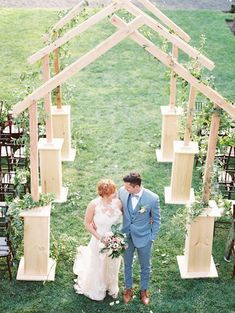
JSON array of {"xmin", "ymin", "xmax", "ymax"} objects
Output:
[
  {"xmin": 12, "ymin": 0, "xmax": 235, "ymax": 203},
  {"xmin": 12, "ymin": 0, "xmax": 235, "ymax": 280}
]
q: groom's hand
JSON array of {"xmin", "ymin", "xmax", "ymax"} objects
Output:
[{"xmin": 149, "ymin": 217, "xmax": 154, "ymax": 224}]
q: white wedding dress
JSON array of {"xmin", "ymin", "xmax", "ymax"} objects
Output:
[{"xmin": 73, "ymin": 197, "xmax": 122, "ymax": 301}]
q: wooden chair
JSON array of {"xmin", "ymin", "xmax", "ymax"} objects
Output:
[
  {"xmin": 0, "ymin": 204, "xmax": 13, "ymax": 280},
  {"xmin": 224, "ymin": 203, "xmax": 235, "ymax": 277},
  {"xmin": 218, "ymin": 170, "xmax": 234, "ymax": 200},
  {"xmin": 217, "ymin": 147, "xmax": 235, "ymax": 199}
]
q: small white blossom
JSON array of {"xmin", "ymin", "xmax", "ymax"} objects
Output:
[
  {"xmin": 98, "ymin": 242, "xmax": 106, "ymax": 250},
  {"xmin": 109, "ymin": 302, "xmax": 115, "ymax": 306}
]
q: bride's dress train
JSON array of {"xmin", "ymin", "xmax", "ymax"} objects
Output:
[{"xmin": 73, "ymin": 197, "xmax": 122, "ymax": 301}]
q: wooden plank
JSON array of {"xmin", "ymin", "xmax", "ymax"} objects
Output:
[
  {"xmin": 13, "ymin": 16, "xmax": 144, "ymax": 116},
  {"xmin": 131, "ymin": 0, "xmax": 191, "ymax": 42},
  {"xmin": 29, "ymin": 101, "xmax": 39, "ymax": 202},
  {"xmin": 121, "ymin": 1, "xmax": 215, "ymax": 70},
  {"xmin": 53, "ymin": 48, "xmax": 62, "ymax": 109},
  {"xmin": 169, "ymin": 45, "xmax": 178, "ymax": 109},
  {"xmin": 53, "ymin": 0, "xmax": 85, "ymax": 31},
  {"xmin": 42, "ymin": 55, "xmax": 53, "ymax": 143},
  {"xmin": 110, "ymin": 15, "xmax": 235, "ymax": 119},
  {"xmin": 184, "ymin": 86, "xmax": 197, "ymax": 145},
  {"xmin": 202, "ymin": 107, "xmax": 221, "ymax": 204},
  {"xmin": 28, "ymin": 2, "xmax": 119, "ymax": 64}
]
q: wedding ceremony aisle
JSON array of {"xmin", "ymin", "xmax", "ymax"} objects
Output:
[{"xmin": 0, "ymin": 1, "xmax": 235, "ymax": 312}]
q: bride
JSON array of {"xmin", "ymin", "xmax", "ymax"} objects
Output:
[{"xmin": 73, "ymin": 179, "xmax": 123, "ymax": 301}]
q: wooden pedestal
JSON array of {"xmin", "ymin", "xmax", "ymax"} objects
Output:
[
  {"xmin": 17, "ymin": 204, "xmax": 56, "ymax": 281},
  {"xmin": 51, "ymin": 105, "xmax": 76, "ymax": 162},
  {"xmin": 156, "ymin": 106, "xmax": 183, "ymax": 163},
  {"xmin": 177, "ymin": 203, "xmax": 221, "ymax": 278},
  {"xmin": 38, "ymin": 138, "xmax": 68, "ymax": 203},
  {"xmin": 165, "ymin": 140, "xmax": 199, "ymax": 204}
]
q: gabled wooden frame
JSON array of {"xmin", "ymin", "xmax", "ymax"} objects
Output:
[{"xmin": 12, "ymin": 0, "xmax": 235, "ymax": 204}]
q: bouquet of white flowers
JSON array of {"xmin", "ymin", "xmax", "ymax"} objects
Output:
[{"xmin": 99, "ymin": 224, "xmax": 128, "ymax": 259}]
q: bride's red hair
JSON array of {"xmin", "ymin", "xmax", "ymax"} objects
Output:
[{"xmin": 97, "ymin": 179, "xmax": 116, "ymax": 197}]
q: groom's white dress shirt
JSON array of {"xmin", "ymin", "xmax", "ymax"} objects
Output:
[{"xmin": 131, "ymin": 187, "xmax": 143, "ymax": 210}]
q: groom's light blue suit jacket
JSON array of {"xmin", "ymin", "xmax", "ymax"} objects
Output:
[{"xmin": 119, "ymin": 186, "xmax": 161, "ymax": 248}]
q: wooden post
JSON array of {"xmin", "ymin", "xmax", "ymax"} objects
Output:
[
  {"xmin": 156, "ymin": 46, "xmax": 183, "ymax": 162},
  {"xmin": 202, "ymin": 105, "xmax": 221, "ymax": 204},
  {"xmin": 156, "ymin": 106, "xmax": 183, "ymax": 162},
  {"xmin": 169, "ymin": 45, "xmax": 178, "ymax": 110},
  {"xmin": 42, "ymin": 55, "xmax": 53, "ymax": 143},
  {"xmin": 53, "ymin": 48, "xmax": 62, "ymax": 109},
  {"xmin": 184, "ymin": 86, "xmax": 197, "ymax": 146},
  {"xmin": 38, "ymin": 138, "xmax": 67, "ymax": 202},
  {"xmin": 51, "ymin": 105, "xmax": 76, "ymax": 161},
  {"xmin": 29, "ymin": 101, "xmax": 39, "ymax": 202},
  {"xmin": 177, "ymin": 202, "xmax": 221, "ymax": 279},
  {"xmin": 17, "ymin": 204, "xmax": 56, "ymax": 281},
  {"xmin": 164, "ymin": 140, "xmax": 198, "ymax": 204}
]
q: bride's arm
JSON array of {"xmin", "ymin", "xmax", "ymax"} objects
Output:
[
  {"xmin": 116, "ymin": 198, "xmax": 123, "ymax": 214},
  {"xmin": 84, "ymin": 200, "xmax": 102, "ymax": 241}
]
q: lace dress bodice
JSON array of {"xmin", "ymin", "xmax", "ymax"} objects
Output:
[{"xmin": 93, "ymin": 197, "xmax": 122, "ymax": 236}]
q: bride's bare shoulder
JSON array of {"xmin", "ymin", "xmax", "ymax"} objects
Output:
[{"xmin": 87, "ymin": 197, "xmax": 99, "ymax": 208}]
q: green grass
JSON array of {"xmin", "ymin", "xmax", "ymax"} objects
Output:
[{"xmin": 0, "ymin": 8, "xmax": 235, "ymax": 313}]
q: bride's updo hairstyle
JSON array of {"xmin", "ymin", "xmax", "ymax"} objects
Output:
[{"xmin": 97, "ymin": 179, "xmax": 116, "ymax": 197}]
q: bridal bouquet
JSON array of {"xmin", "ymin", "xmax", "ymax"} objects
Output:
[{"xmin": 99, "ymin": 224, "xmax": 128, "ymax": 259}]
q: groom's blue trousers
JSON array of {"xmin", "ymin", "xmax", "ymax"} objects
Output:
[{"xmin": 124, "ymin": 237, "xmax": 153, "ymax": 290}]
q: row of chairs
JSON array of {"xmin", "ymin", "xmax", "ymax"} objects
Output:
[
  {"xmin": 0, "ymin": 112, "xmax": 27, "ymax": 279},
  {"xmin": 0, "ymin": 203, "xmax": 13, "ymax": 280},
  {"xmin": 0, "ymin": 117, "xmax": 28, "ymax": 201}
]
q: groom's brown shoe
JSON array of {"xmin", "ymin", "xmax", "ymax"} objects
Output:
[
  {"xmin": 140, "ymin": 290, "xmax": 150, "ymax": 305},
  {"xmin": 123, "ymin": 288, "xmax": 133, "ymax": 304}
]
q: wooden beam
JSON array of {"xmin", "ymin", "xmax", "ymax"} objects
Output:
[
  {"xmin": 53, "ymin": 0, "xmax": 85, "ymax": 31},
  {"xmin": 53, "ymin": 48, "xmax": 62, "ymax": 109},
  {"xmin": 29, "ymin": 101, "xmax": 39, "ymax": 202},
  {"xmin": 134, "ymin": 0, "xmax": 191, "ymax": 42},
  {"xmin": 202, "ymin": 106, "xmax": 221, "ymax": 204},
  {"xmin": 184, "ymin": 86, "xmax": 197, "ymax": 145},
  {"xmin": 120, "ymin": 0, "xmax": 215, "ymax": 70},
  {"xmin": 110, "ymin": 15, "xmax": 235, "ymax": 119},
  {"xmin": 42, "ymin": 55, "xmax": 53, "ymax": 143},
  {"xmin": 28, "ymin": 2, "xmax": 119, "ymax": 65},
  {"xmin": 13, "ymin": 16, "xmax": 144, "ymax": 117},
  {"xmin": 169, "ymin": 45, "xmax": 178, "ymax": 109}
]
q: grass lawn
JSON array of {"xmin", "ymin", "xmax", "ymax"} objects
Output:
[{"xmin": 0, "ymin": 7, "xmax": 235, "ymax": 313}]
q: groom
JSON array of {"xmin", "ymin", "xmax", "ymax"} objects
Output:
[{"xmin": 119, "ymin": 172, "xmax": 160, "ymax": 305}]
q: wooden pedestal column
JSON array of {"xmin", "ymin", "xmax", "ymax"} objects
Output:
[
  {"xmin": 17, "ymin": 204, "xmax": 56, "ymax": 281},
  {"xmin": 165, "ymin": 140, "xmax": 199, "ymax": 204},
  {"xmin": 156, "ymin": 106, "xmax": 183, "ymax": 162},
  {"xmin": 177, "ymin": 202, "xmax": 221, "ymax": 278},
  {"xmin": 38, "ymin": 138, "xmax": 68, "ymax": 203},
  {"xmin": 51, "ymin": 105, "xmax": 76, "ymax": 162}
]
